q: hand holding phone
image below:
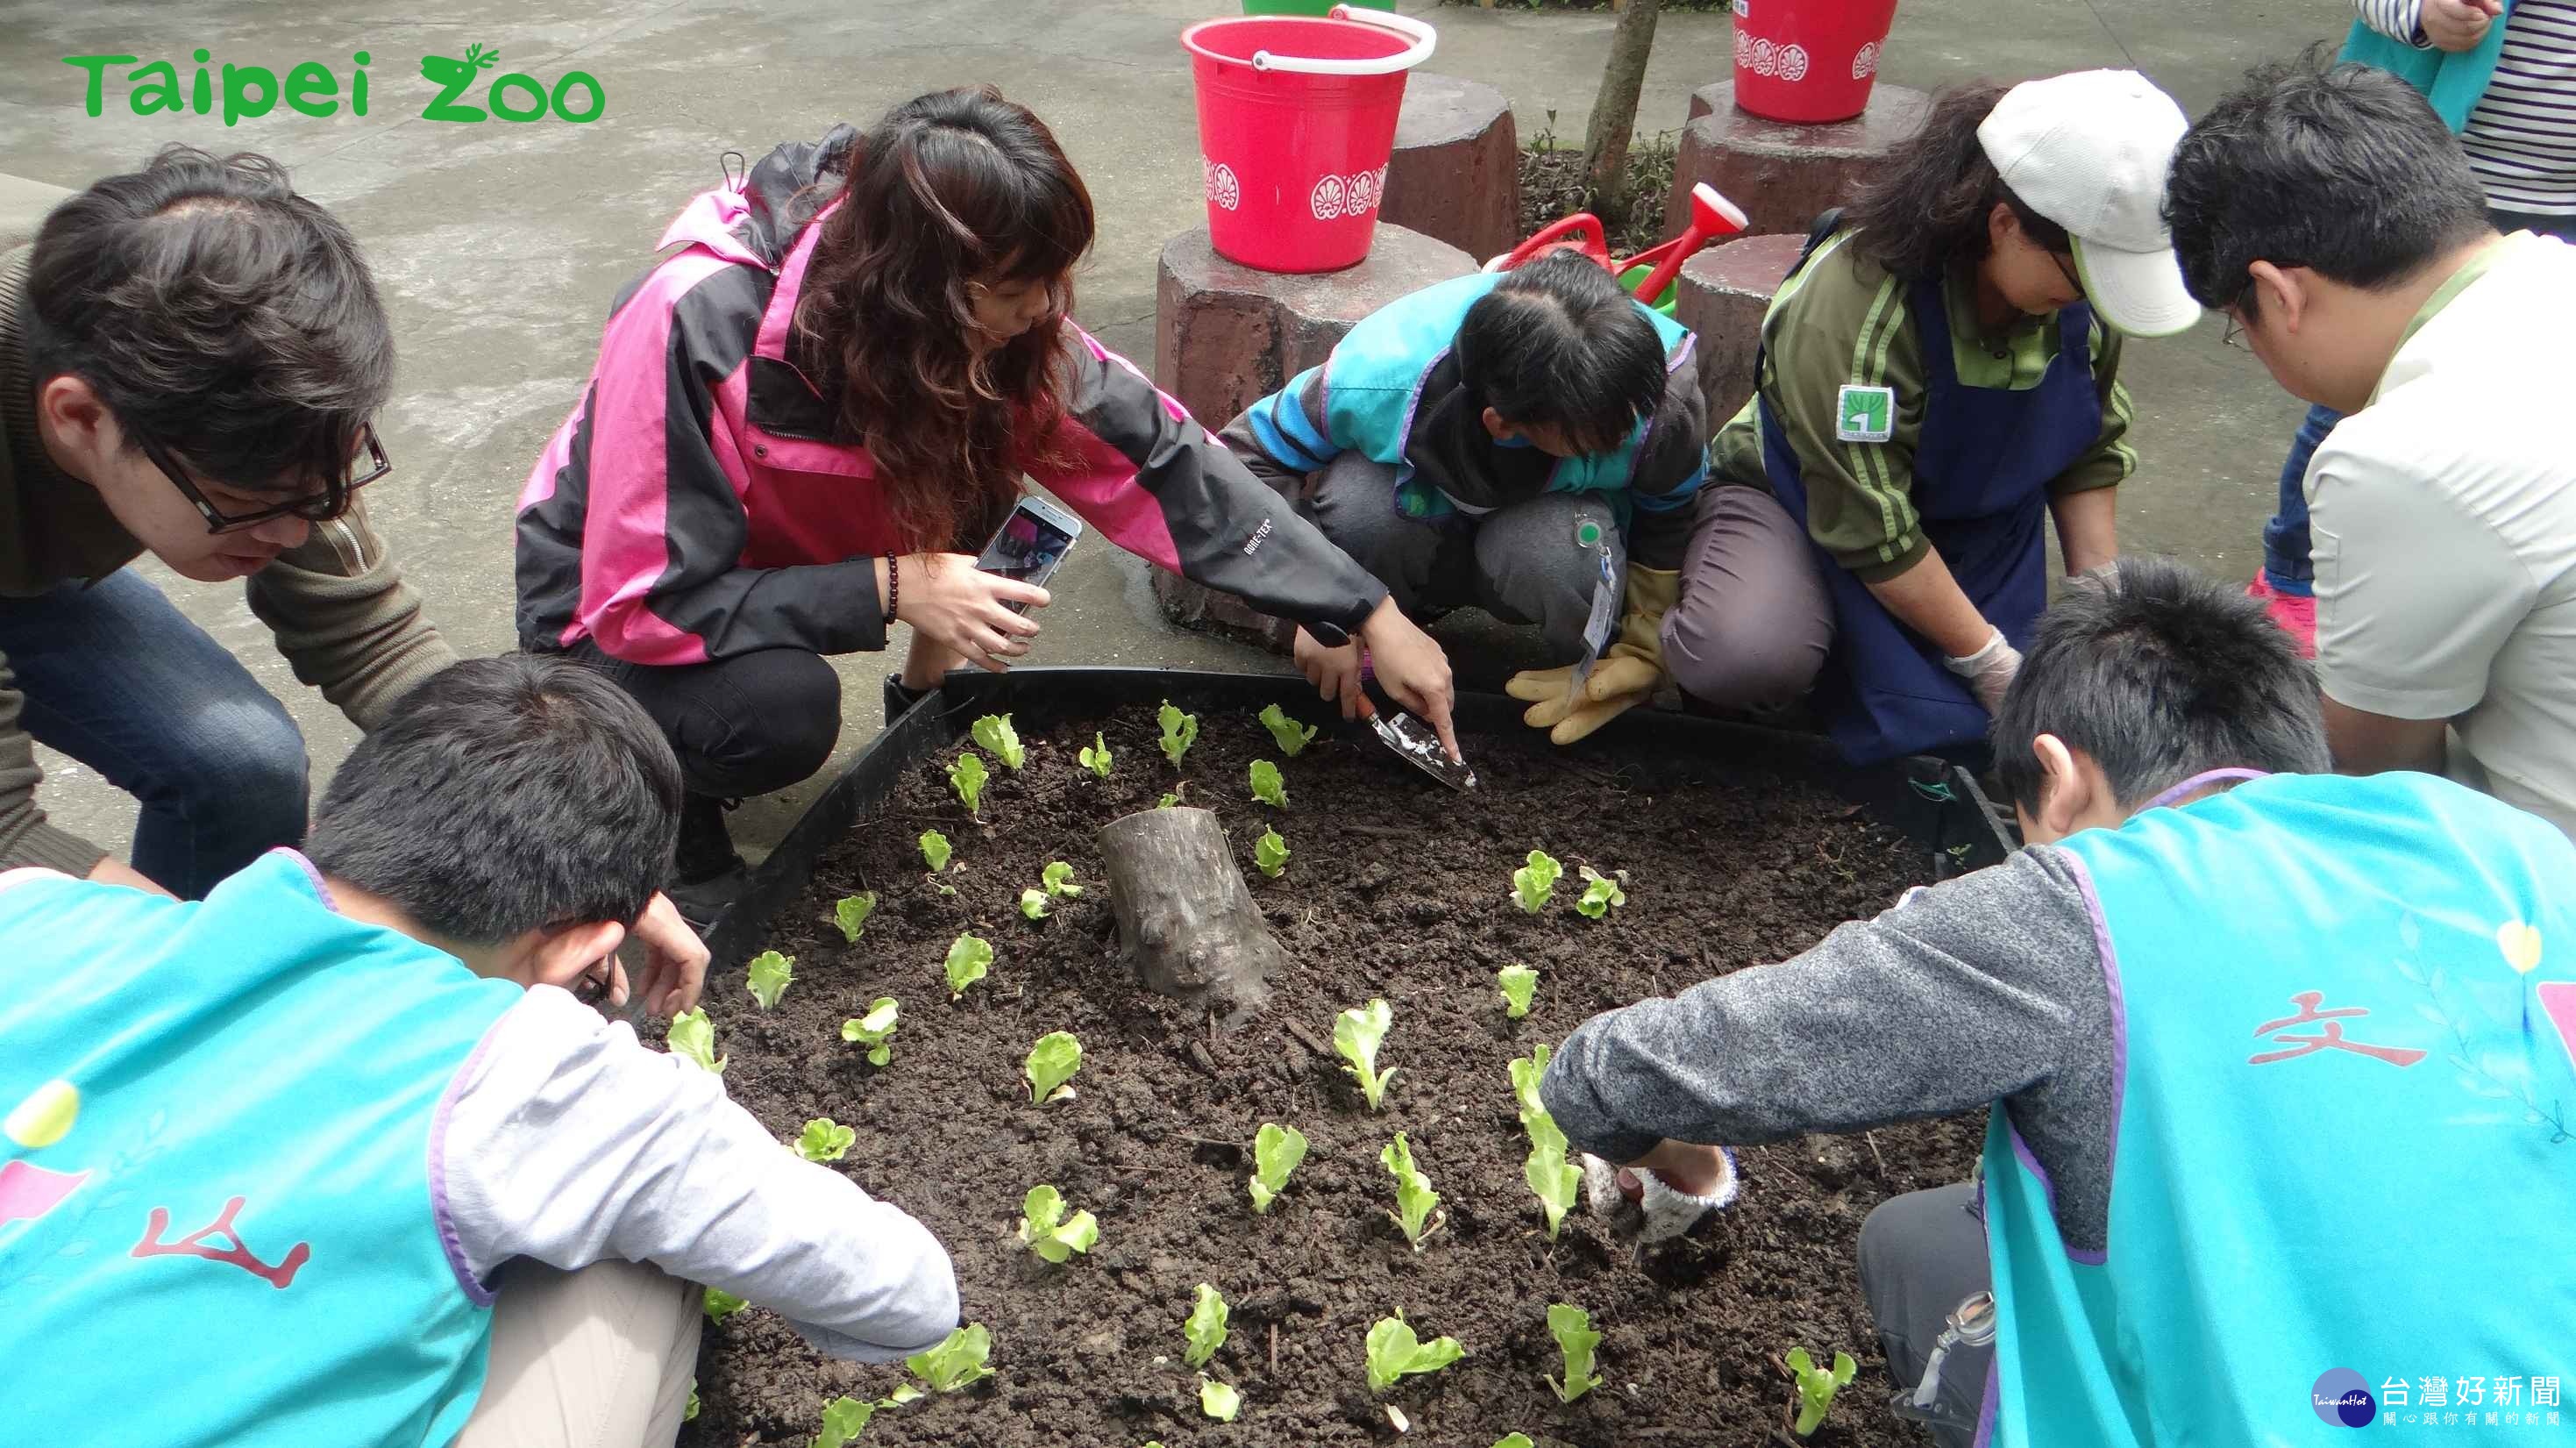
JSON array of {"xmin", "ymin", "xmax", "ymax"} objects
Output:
[{"xmin": 974, "ymin": 494, "xmax": 1085, "ymax": 614}]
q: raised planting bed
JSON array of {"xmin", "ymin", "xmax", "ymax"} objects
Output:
[{"xmin": 682, "ymin": 668, "xmax": 2010, "ymax": 1448}]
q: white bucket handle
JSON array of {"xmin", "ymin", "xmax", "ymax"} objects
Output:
[{"xmin": 1252, "ymin": 6, "xmax": 1438, "ymax": 75}]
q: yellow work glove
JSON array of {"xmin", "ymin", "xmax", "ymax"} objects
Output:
[{"xmin": 1504, "ymin": 566, "xmax": 1682, "ymax": 745}]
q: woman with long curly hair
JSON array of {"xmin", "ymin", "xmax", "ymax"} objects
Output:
[{"xmin": 516, "ymin": 88, "xmax": 1454, "ymax": 917}]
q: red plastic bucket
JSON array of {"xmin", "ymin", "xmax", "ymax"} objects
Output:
[
  {"xmin": 1183, "ymin": 7, "xmax": 1437, "ymax": 273},
  {"xmin": 1731, "ymin": 0, "xmax": 1900, "ymax": 125}
]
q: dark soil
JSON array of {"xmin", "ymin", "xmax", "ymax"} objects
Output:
[
  {"xmin": 681, "ymin": 695, "xmax": 1977, "ymax": 1448},
  {"xmin": 1519, "ymin": 132, "xmax": 1679, "ymax": 259}
]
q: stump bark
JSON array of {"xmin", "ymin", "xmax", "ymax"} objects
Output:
[{"xmin": 1098, "ymin": 806, "xmax": 1285, "ymax": 1024}]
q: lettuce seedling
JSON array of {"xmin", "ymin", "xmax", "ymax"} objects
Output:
[
  {"xmin": 944, "ymin": 933, "xmax": 993, "ymax": 999},
  {"xmin": 1546, "ymin": 1303, "xmax": 1605, "ymax": 1403},
  {"xmin": 905, "ymin": 1323, "xmax": 994, "ymax": 1392},
  {"xmin": 1020, "ymin": 888, "xmax": 1050, "ymax": 921},
  {"xmin": 669, "ymin": 1008, "xmax": 726, "ymax": 1074},
  {"xmin": 1522, "ymin": 1109, "xmax": 1581, "ymax": 1239},
  {"xmin": 1786, "ymin": 1347, "xmax": 1858, "ymax": 1437},
  {"xmin": 1156, "ymin": 791, "xmax": 1179, "ymax": 809},
  {"xmin": 1249, "ymin": 760, "xmax": 1287, "ymax": 807},
  {"xmin": 747, "ymin": 949, "xmax": 795, "ymax": 1009},
  {"xmin": 1507, "ymin": 1042, "xmax": 1552, "ymax": 1118},
  {"xmin": 1025, "ymin": 1030, "xmax": 1083, "ymax": 1103},
  {"xmin": 1379, "ymin": 1131, "xmax": 1442, "ymax": 1251},
  {"xmin": 796, "ymin": 1117, "xmax": 855, "ymax": 1163},
  {"xmin": 1498, "ymin": 965, "xmax": 1539, "ymax": 1019},
  {"xmin": 1512, "ymin": 850, "xmax": 1563, "ymax": 914},
  {"xmin": 1199, "ymin": 1376, "xmax": 1241, "ymax": 1423},
  {"xmin": 970, "ymin": 713, "xmax": 1026, "ymax": 771},
  {"xmin": 949, "ymin": 752, "xmax": 988, "ymax": 816},
  {"xmin": 1157, "ymin": 701, "xmax": 1199, "ymax": 767},
  {"xmin": 1042, "ymin": 861, "xmax": 1082, "ymax": 898},
  {"xmin": 813, "ymin": 1395, "xmax": 874, "ymax": 1448},
  {"xmin": 1363, "ymin": 1313, "xmax": 1465, "ymax": 1394},
  {"xmin": 1493, "ymin": 1437, "xmax": 1534, "ymax": 1448},
  {"xmin": 1334, "ymin": 998, "xmax": 1398, "ymax": 1110},
  {"xmin": 703, "ymin": 1286, "xmax": 748, "ymax": 1323},
  {"xmin": 1184, "ymin": 1281, "xmax": 1229, "ymax": 1367},
  {"xmin": 834, "ymin": 892, "xmax": 877, "ymax": 943},
  {"xmin": 920, "ymin": 830, "xmax": 952, "ymax": 873},
  {"xmin": 1254, "ymin": 827, "xmax": 1291, "ymax": 879},
  {"xmin": 1016, "ymin": 1185, "xmax": 1099, "ymax": 1264},
  {"xmin": 1079, "ymin": 731, "xmax": 1113, "ymax": 779},
  {"xmin": 686, "ymin": 1383, "xmax": 700, "ymax": 1422},
  {"xmin": 1248, "ymin": 1122, "xmax": 1307, "ymax": 1213},
  {"xmin": 1258, "ymin": 703, "xmax": 1318, "ymax": 757},
  {"xmin": 1575, "ymin": 866, "xmax": 1628, "ymax": 920},
  {"xmin": 839, "ymin": 997, "xmax": 900, "ymax": 1066}
]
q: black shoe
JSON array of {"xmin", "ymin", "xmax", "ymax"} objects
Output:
[{"xmin": 669, "ymin": 795, "xmax": 748, "ymax": 932}]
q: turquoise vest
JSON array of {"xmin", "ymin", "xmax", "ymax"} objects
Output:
[
  {"xmin": 1982, "ymin": 773, "xmax": 2576, "ymax": 1444},
  {"xmin": 0, "ymin": 851, "xmax": 524, "ymax": 1447},
  {"xmin": 2338, "ymin": 2, "xmax": 2512, "ymax": 132}
]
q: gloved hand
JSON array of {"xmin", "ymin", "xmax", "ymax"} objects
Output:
[
  {"xmin": 1581, "ymin": 1148, "xmax": 1740, "ymax": 1245},
  {"xmin": 1942, "ymin": 629, "xmax": 2023, "ymax": 715},
  {"xmin": 1505, "ymin": 566, "xmax": 1683, "ymax": 745}
]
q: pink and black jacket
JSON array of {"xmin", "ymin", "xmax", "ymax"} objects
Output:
[{"xmin": 516, "ymin": 129, "xmax": 1388, "ymax": 666}]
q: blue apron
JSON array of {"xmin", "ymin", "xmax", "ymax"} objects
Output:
[{"xmin": 1761, "ymin": 265, "xmax": 2103, "ymax": 764}]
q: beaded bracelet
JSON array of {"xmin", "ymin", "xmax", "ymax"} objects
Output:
[{"xmin": 883, "ymin": 553, "xmax": 900, "ymax": 625}]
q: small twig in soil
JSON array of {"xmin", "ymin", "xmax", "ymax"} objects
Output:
[
  {"xmin": 1269, "ymin": 1322, "xmax": 1279, "ymax": 1376},
  {"xmin": 1186, "ymin": 1040, "xmax": 1220, "ymax": 1079},
  {"xmin": 1339, "ymin": 823, "xmax": 1416, "ymax": 838},
  {"xmin": 1864, "ymin": 1131, "xmax": 1888, "ymax": 1179},
  {"xmin": 1281, "ymin": 1018, "xmax": 1333, "ymax": 1059}
]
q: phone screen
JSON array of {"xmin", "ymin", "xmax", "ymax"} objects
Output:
[{"xmin": 975, "ymin": 503, "xmax": 1079, "ymax": 613}]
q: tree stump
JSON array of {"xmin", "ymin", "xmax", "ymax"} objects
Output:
[
  {"xmin": 1664, "ymin": 81, "xmax": 1931, "ymax": 240},
  {"xmin": 1383, "ymin": 74, "xmax": 1520, "ymax": 265},
  {"xmin": 1098, "ymin": 806, "xmax": 1286, "ymax": 1025},
  {"xmin": 1673, "ymin": 232, "xmax": 1807, "ymax": 422}
]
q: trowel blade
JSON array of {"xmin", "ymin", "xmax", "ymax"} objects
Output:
[{"xmin": 1370, "ymin": 710, "xmax": 1478, "ymax": 792}]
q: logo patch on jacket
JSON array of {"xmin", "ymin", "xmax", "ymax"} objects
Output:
[{"xmin": 1835, "ymin": 384, "xmax": 1895, "ymax": 443}]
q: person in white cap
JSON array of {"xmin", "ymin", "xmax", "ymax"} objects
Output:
[{"xmin": 1677, "ymin": 69, "xmax": 2197, "ymax": 765}]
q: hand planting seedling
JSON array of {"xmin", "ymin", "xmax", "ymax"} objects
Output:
[
  {"xmin": 839, "ymin": 997, "xmax": 900, "ymax": 1066},
  {"xmin": 1184, "ymin": 1281, "xmax": 1229, "ymax": 1367},
  {"xmin": 1512, "ymin": 850, "xmax": 1563, "ymax": 914},
  {"xmin": 1025, "ymin": 1030, "xmax": 1083, "ymax": 1103},
  {"xmin": 1016, "ymin": 1185, "xmax": 1099, "ymax": 1264},
  {"xmin": 944, "ymin": 933, "xmax": 993, "ymax": 999},
  {"xmin": 1157, "ymin": 701, "xmax": 1198, "ymax": 767},
  {"xmin": 1498, "ymin": 965, "xmax": 1539, "ymax": 1019},
  {"xmin": 704, "ymin": 1286, "xmax": 748, "ymax": 1323},
  {"xmin": 833, "ymin": 892, "xmax": 877, "ymax": 943},
  {"xmin": 1575, "ymin": 866, "xmax": 1628, "ymax": 920},
  {"xmin": 1247, "ymin": 1122, "xmax": 1307, "ymax": 1213},
  {"xmin": 905, "ymin": 1323, "xmax": 994, "ymax": 1392},
  {"xmin": 813, "ymin": 1395, "xmax": 874, "ymax": 1448},
  {"xmin": 1020, "ymin": 888, "xmax": 1050, "ymax": 921},
  {"xmin": 1078, "ymin": 730, "xmax": 1113, "ymax": 779},
  {"xmin": 1249, "ymin": 759, "xmax": 1288, "ymax": 807},
  {"xmin": 1522, "ymin": 1109, "xmax": 1581, "ymax": 1239},
  {"xmin": 795, "ymin": 1117, "xmax": 855, "ymax": 1163},
  {"xmin": 1363, "ymin": 1312, "xmax": 1465, "ymax": 1394},
  {"xmin": 920, "ymin": 829, "xmax": 953, "ymax": 873},
  {"xmin": 1546, "ymin": 1303, "xmax": 1605, "ymax": 1403},
  {"xmin": 1199, "ymin": 1375, "xmax": 1241, "ymax": 1423},
  {"xmin": 1508, "ymin": 1042, "xmax": 1552, "ymax": 1118},
  {"xmin": 747, "ymin": 950, "xmax": 795, "ymax": 1009},
  {"xmin": 1334, "ymin": 998, "xmax": 1398, "ymax": 1110},
  {"xmin": 1042, "ymin": 860, "xmax": 1083, "ymax": 897},
  {"xmin": 1785, "ymin": 1346, "xmax": 1858, "ymax": 1437},
  {"xmin": 669, "ymin": 1008, "xmax": 726, "ymax": 1074},
  {"xmin": 1380, "ymin": 1131, "xmax": 1443, "ymax": 1251},
  {"xmin": 949, "ymin": 752, "xmax": 989, "ymax": 816},
  {"xmin": 1258, "ymin": 703, "xmax": 1318, "ymax": 757},
  {"xmin": 1254, "ymin": 827, "xmax": 1291, "ymax": 878},
  {"xmin": 970, "ymin": 713, "xmax": 1027, "ymax": 770}
]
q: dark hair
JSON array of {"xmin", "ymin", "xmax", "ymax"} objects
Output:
[
  {"xmin": 1991, "ymin": 557, "xmax": 2330, "ymax": 816},
  {"xmin": 2166, "ymin": 52, "xmax": 2492, "ymax": 317},
  {"xmin": 793, "ymin": 87, "xmax": 1093, "ymax": 552},
  {"xmin": 1845, "ymin": 80, "xmax": 2070, "ymax": 281},
  {"xmin": 25, "ymin": 145, "xmax": 391, "ymax": 503},
  {"xmin": 1457, "ymin": 249, "xmax": 1665, "ymax": 453},
  {"xmin": 304, "ymin": 655, "xmax": 683, "ymax": 945}
]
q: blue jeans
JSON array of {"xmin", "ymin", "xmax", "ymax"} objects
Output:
[{"xmin": 0, "ymin": 569, "xmax": 309, "ymax": 896}]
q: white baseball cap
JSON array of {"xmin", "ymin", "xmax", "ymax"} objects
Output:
[{"xmin": 1976, "ymin": 69, "xmax": 2201, "ymax": 339}]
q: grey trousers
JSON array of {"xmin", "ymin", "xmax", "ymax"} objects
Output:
[{"xmin": 1857, "ymin": 1183, "xmax": 1995, "ymax": 1448}]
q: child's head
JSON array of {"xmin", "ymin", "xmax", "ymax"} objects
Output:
[{"xmin": 1456, "ymin": 249, "xmax": 1665, "ymax": 458}]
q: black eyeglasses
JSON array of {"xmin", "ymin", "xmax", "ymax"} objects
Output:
[
  {"xmin": 2051, "ymin": 250, "xmax": 2085, "ymax": 298},
  {"xmin": 2221, "ymin": 315, "xmax": 2252, "ymax": 351},
  {"xmin": 139, "ymin": 425, "xmax": 392, "ymax": 535}
]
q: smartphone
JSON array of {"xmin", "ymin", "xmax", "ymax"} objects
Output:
[{"xmin": 975, "ymin": 494, "xmax": 1084, "ymax": 614}]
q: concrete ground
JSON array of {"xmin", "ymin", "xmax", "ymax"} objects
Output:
[{"xmin": 0, "ymin": 0, "xmax": 2346, "ymax": 866}]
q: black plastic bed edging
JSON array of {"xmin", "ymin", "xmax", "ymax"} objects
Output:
[{"xmin": 699, "ymin": 666, "xmax": 2017, "ymax": 969}]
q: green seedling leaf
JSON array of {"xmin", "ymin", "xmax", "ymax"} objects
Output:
[
  {"xmin": 1254, "ymin": 827, "xmax": 1291, "ymax": 879},
  {"xmin": 833, "ymin": 892, "xmax": 877, "ymax": 943},
  {"xmin": 1257, "ymin": 703, "xmax": 1318, "ymax": 757},
  {"xmin": 686, "ymin": 1384, "xmax": 700, "ymax": 1421},
  {"xmin": 669, "ymin": 1008, "xmax": 726, "ymax": 1074},
  {"xmin": 1248, "ymin": 1122, "xmax": 1308, "ymax": 1213},
  {"xmin": 1512, "ymin": 850, "xmax": 1563, "ymax": 914},
  {"xmin": 1249, "ymin": 759, "xmax": 1288, "ymax": 808},
  {"xmin": 1363, "ymin": 1313, "xmax": 1466, "ymax": 1394},
  {"xmin": 1575, "ymin": 866, "xmax": 1628, "ymax": 920},
  {"xmin": 970, "ymin": 713, "xmax": 1026, "ymax": 771},
  {"xmin": 796, "ymin": 1117, "xmax": 856, "ymax": 1163},
  {"xmin": 814, "ymin": 1395, "xmax": 875, "ymax": 1448},
  {"xmin": 1507, "ymin": 1042, "xmax": 1553, "ymax": 1118},
  {"xmin": 1546, "ymin": 1303, "xmax": 1606, "ymax": 1403},
  {"xmin": 882, "ymin": 1384, "xmax": 924, "ymax": 1407},
  {"xmin": 948, "ymin": 752, "xmax": 989, "ymax": 816},
  {"xmin": 1020, "ymin": 888, "xmax": 1050, "ymax": 921},
  {"xmin": 1016, "ymin": 1184, "xmax": 1099, "ymax": 1265},
  {"xmin": 1025, "ymin": 1030, "xmax": 1083, "ymax": 1104},
  {"xmin": 1184, "ymin": 1281, "xmax": 1229, "ymax": 1367},
  {"xmin": 1199, "ymin": 1375, "xmax": 1241, "ymax": 1423},
  {"xmin": 1498, "ymin": 965, "xmax": 1539, "ymax": 1019},
  {"xmin": 839, "ymin": 997, "xmax": 901, "ymax": 1066},
  {"xmin": 943, "ymin": 934, "xmax": 993, "ymax": 999},
  {"xmin": 747, "ymin": 950, "xmax": 795, "ymax": 1009},
  {"xmin": 1156, "ymin": 792, "xmax": 1179, "ymax": 809},
  {"xmin": 1042, "ymin": 860, "xmax": 1082, "ymax": 898},
  {"xmin": 1786, "ymin": 1347, "xmax": 1858, "ymax": 1437},
  {"xmin": 1078, "ymin": 730, "xmax": 1114, "ymax": 779},
  {"xmin": 905, "ymin": 1323, "xmax": 993, "ymax": 1393},
  {"xmin": 1523, "ymin": 1109, "xmax": 1581, "ymax": 1239},
  {"xmin": 920, "ymin": 830, "xmax": 953, "ymax": 873},
  {"xmin": 1493, "ymin": 1437, "xmax": 1534, "ymax": 1448},
  {"xmin": 703, "ymin": 1286, "xmax": 749, "ymax": 1323},
  {"xmin": 1333, "ymin": 998, "xmax": 1398, "ymax": 1110},
  {"xmin": 1157, "ymin": 700, "xmax": 1199, "ymax": 767},
  {"xmin": 1379, "ymin": 1131, "xmax": 1443, "ymax": 1251}
]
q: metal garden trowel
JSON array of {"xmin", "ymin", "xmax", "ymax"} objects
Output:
[{"xmin": 1355, "ymin": 674, "xmax": 1477, "ymax": 792}]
